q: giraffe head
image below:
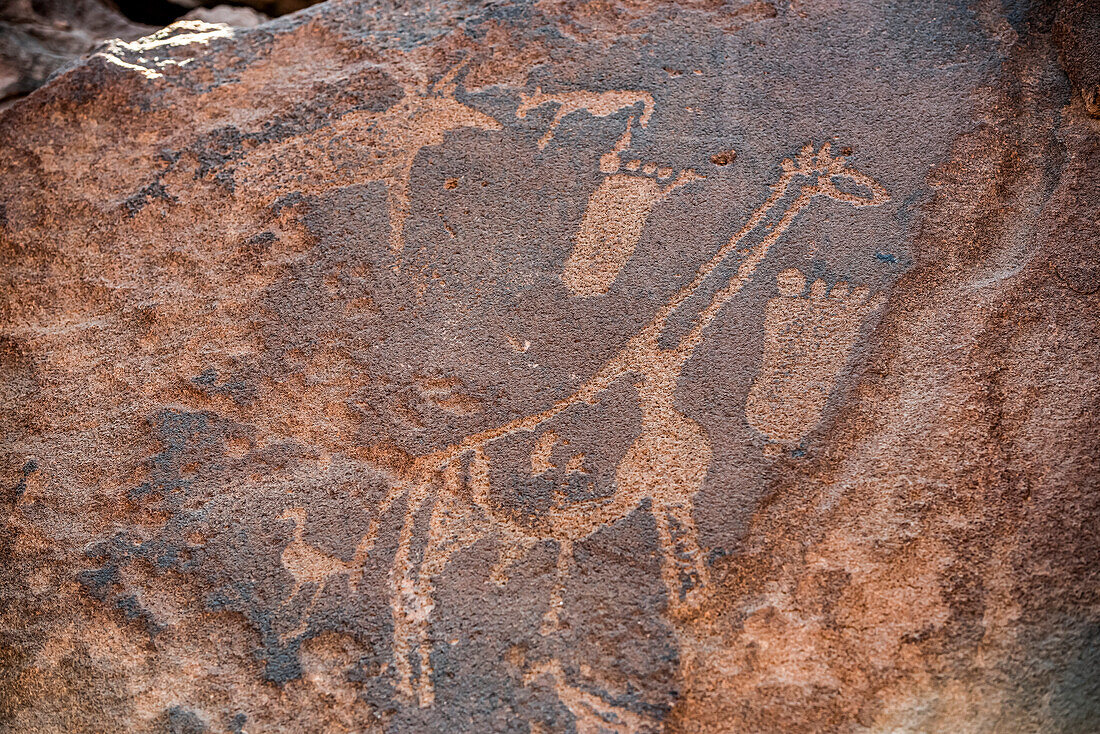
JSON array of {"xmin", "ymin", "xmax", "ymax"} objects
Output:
[{"xmin": 784, "ymin": 143, "xmax": 889, "ymax": 208}]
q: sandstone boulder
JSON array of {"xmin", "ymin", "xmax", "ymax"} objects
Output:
[
  {"xmin": 1, "ymin": 1, "xmax": 1098, "ymax": 732},
  {"xmin": 0, "ymin": 0, "xmax": 153, "ymax": 108}
]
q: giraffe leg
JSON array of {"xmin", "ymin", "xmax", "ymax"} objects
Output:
[
  {"xmin": 279, "ymin": 578, "xmax": 301, "ymax": 611},
  {"xmin": 390, "ymin": 477, "xmax": 434, "ymax": 703},
  {"xmin": 541, "ymin": 539, "xmax": 574, "ymax": 636},
  {"xmin": 386, "ymin": 177, "xmax": 411, "ymax": 258}
]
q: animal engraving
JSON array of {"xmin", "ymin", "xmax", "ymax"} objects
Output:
[
  {"xmin": 745, "ymin": 268, "xmax": 876, "ymax": 448},
  {"xmin": 238, "ymin": 62, "xmax": 501, "ymax": 258},
  {"xmin": 563, "ymin": 117, "xmax": 702, "ymax": 296},
  {"xmin": 516, "ymin": 86, "xmax": 655, "ymax": 149},
  {"xmin": 278, "ymin": 507, "xmax": 372, "ymax": 642},
  {"xmin": 531, "ymin": 430, "xmax": 559, "ymax": 475},
  {"xmin": 371, "ymin": 143, "xmax": 888, "ymax": 705},
  {"xmin": 365, "ymin": 65, "xmax": 502, "ymax": 257}
]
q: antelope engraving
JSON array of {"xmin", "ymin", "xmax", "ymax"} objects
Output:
[
  {"xmin": 237, "ymin": 62, "xmax": 502, "ymax": 259},
  {"xmin": 368, "ymin": 64, "xmax": 502, "ymax": 258},
  {"xmin": 516, "ymin": 86, "xmax": 655, "ymax": 149}
]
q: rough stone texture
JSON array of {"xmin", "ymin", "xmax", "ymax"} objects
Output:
[
  {"xmin": 180, "ymin": 6, "xmax": 270, "ymax": 28},
  {"xmin": 0, "ymin": 0, "xmax": 153, "ymax": 109},
  {"xmin": 213, "ymin": 0, "xmax": 322, "ymax": 17},
  {"xmin": 1, "ymin": 1, "xmax": 1098, "ymax": 732}
]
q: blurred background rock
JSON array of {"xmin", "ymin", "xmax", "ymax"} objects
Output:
[{"xmin": 0, "ymin": 0, "xmax": 324, "ymax": 109}]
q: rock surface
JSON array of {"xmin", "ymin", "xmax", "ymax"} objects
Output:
[
  {"xmin": 1, "ymin": 1, "xmax": 1098, "ymax": 732},
  {"xmin": 180, "ymin": 6, "xmax": 270, "ymax": 28},
  {"xmin": 0, "ymin": 0, "xmax": 153, "ymax": 109}
]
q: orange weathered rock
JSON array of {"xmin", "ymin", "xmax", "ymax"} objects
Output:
[{"xmin": 1, "ymin": 1, "xmax": 1098, "ymax": 732}]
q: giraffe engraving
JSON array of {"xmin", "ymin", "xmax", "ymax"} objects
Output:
[{"xmin": 365, "ymin": 142, "xmax": 888, "ymax": 706}]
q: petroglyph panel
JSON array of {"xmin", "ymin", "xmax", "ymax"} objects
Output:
[
  {"xmin": 3, "ymin": 2, "xmax": 1098, "ymax": 733},
  {"xmin": 368, "ymin": 140, "xmax": 890, "ymax": 707}
]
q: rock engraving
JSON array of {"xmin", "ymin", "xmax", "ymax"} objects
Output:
[
  {"xmin": 369, "ymin": 142, "xmax": 888, "ymax": 705},
  {"xmin": 278, "ymin": 507, "xmax": 372, "ymax": 642},
  {"xmin": 563, "ymin": 117, "xmax": 702, "ymax": 296},
  {"xmin": 516, "ymin": 86, "xmax": 655, "ymax": 149},
  {"xmin": 745, "ymin": 268, "xmax": 877, "ymax": 448},
  {"xmin": 525, "ymin": 660, "xmax": 659, "ymax": 733},
  {"xmin": 238, "ymin": 62, "xmax": 501, "ymax": 258}
]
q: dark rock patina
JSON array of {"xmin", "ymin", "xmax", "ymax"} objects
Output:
[{"xmin": 1, "ymin": 0, "xmax": 1098, "ymax": 731}]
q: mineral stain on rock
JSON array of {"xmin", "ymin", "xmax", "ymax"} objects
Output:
[{"xmin": 1, "ymin": 0, "xmax": 1098, "ymax": 732}]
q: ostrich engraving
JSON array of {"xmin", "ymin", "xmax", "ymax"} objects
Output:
[{"xmin": 278, "ymin": 507, "xmax": 373, "ymax": 642}]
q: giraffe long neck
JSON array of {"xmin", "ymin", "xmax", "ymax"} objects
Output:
[
  {"xmin": 411, "ymin": 171, "xmax": 812, "ymax": 470},
  {"xmin": 648, "ymin": 171, "xmax": 803, "ymax": 350}
]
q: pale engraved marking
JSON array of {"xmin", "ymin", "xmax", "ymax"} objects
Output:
[
  {"xmin": 372, "ymin": 143, "xmax": 888, "ymax": 706},
  {"xmin": 524, "ymin": 660, "xmax": 659, "ymax": 733},
  {"xmin": 745, "ymin": 268, "xmax": 877, "ymax": 449},
  {"xmin": 515, "ymin": 86, "xmax": 655, "ymax": 149},
  {"xmin": 277, "ymin": 507, "xmax": 373, "ymax": 643},
  {"xmin": 563, "ymin": 116, "xmax": 702, "ymax": 296},
  {"xmin": 531, "ymin": 430, "xmax": 559, "ymax": 475},
  {"xmin": 515, "ymin": 88, "xmax": 702, "ymax": 296},
  {"xmin": 237, "ymin": 61, "xmax": 501, "ymax": 260}
]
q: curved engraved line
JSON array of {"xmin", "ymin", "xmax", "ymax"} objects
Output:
[{"xmin": 402, "ymin": 145, "xmax": 889, "ymax": 475}]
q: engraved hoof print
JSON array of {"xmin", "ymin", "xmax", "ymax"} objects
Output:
[{"xmin": 745, "ymin": 268, "xmax": 874, "ymax": 450}]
